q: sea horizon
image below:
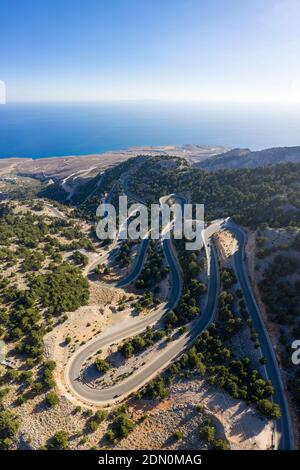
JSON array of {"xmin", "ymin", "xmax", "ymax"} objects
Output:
[{"xmin": 0, "ymin": 101, "xmax": 300, "ymax": 159}]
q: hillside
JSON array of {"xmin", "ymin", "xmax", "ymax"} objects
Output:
[
  {"xmin": 1, "ymin": 153, "xmax": 299, "ymax": 450},
  {"xmin": 125, "ymin": 157, "xmax": 300, "ymax": 229},
  {"xmin": 197, "ymin": 146, "xmax": 300, "ymax": 171}
]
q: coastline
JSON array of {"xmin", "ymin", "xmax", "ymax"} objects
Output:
[{"xmin": 0, "ymin": 144, "xmax": 227, "ymax": 180}]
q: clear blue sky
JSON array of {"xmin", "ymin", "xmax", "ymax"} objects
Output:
[{"xmin": 1, "ymin": 0, "xmax": 299, "ymax": 103}]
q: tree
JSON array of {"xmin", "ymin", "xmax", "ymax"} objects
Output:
[
  {"xmin": 144, "ymin": 377, "xmax": 169, "ymax": 400},
  {"xmin": 200, "ymin": 424, "xmax": 215, "ymax": 443},
  {"xmin": 72, "ymin": 250, "xmax": 88, "ymax": 267},
  {"xmin": 42, "ymin": 362, "xmax": 56, "ymax": 390},
  {"xmin": 257, "ymin": 399, "xmax": 281, "ymax": 420},
  {"xmin": 45, "ymin": 392, "xmax": 59, "ymax": 408},
  {"xmin": 259, "ymin": 357, "xmax": 267, "ymax": 365},
  {"xmin": 89, "ymin": 410, "xmax": 107, "ymax": 432},
  {"xmin": 132, "ymin": 335, "xmax": 146, "ymax": 351},
  {"xmin": 188, "ymin": 260, "xmax": 199, "ymax": 277},
  {"xmin": 50, "ymin": 431, "xmax": 69, "ymax": 450},
  {"xmin": 95, "ymin": 410, "xmax": 107, "ymax": 422},
  {"xmin": 106, "ymin": 429, "xmax": 116, "ymax": 444},
  {"xmin": 165, "ymin": 310, "xmax": 178, "ymax": 326},
  {"xmin": 120, "ymin": 341, "xmax": 134, "ymax": 358},
  {"xmin": 221, "ymin": 268, "xmax": 237, "ymax": 289},
  {"xmin": 94, "ymin": 358, "xmax": 110, "ymax": 374},
  {"xmin": 112, "ymin": 413, "xmax": 135, "ymax": 439},
  {"xmin": 32, "ymin": 382, "xmax": 43, "ymax": 395},
  {"xmin": 89, "ymin": 420, "xmax": 99, "ymax": 432},
  {"xmin": 0, "ymin": 410, "xmax": 20, "ymax": 449},
  {"xmin": 213, "ymin": 439, "xmax": 230, "ymax": 450},
  {"xmin": 0, "ymin": 387, "xmax": 9, "ymax": 405},
  {"xmin": 29, "ymin": 262, "xmax": 89, "ymax": 316},
  {"xmin": 174, "ymin": 430, "xmax": 184, "ymax": 441}
]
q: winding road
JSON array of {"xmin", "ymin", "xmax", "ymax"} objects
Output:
[
  {"xmin": 64, "ymin": 219, "xmax": 221, "ymax": 406},
  {"xmin": 226, "ymin": 222, "xmax": 294, "ymax": 450},
  {"xmin": 64, "ymin": 178, "xmax": 293, "ymax": 449}
]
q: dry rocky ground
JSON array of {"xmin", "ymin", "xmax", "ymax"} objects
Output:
[
  {"xmin": 118, "ymin": 378, "xmax": 273, "ymax": 450},
  {"xmin": 2, "ymin": 373, "xmax": 272, "ymax": 450},
  {"xmin": 214, "ymin": 230, "xmax": 238, "ymax": 266}
]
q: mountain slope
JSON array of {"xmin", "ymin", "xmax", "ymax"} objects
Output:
[{"xmin": 197, "ymin": 146, "xmax": 300, "ymax": 171}]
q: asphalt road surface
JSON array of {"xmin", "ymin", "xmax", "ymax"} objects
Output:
[
  {"xmin": 226, "ymin": 222, "xmax": 293, "ymax": 450},
  {"xmin": 65, "ymin": 179, "xmax": 293, "ymax": 448},
  {"xmin": 65, "ymin": 221, "xmax": 220, "ymax": 406}
]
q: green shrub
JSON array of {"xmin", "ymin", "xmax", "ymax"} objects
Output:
[
  {"xmin": 0, "ymin": 410, "xmax": 20, "ymax": 449},
  {"xmin": 257, "ymin": 399, "xmax": 281, "ymax": 420},
  {"xmin": 50, "ymin": 431, "xmax": 69, "ymax": 450},
  {"xmin": 212, "ymin": 439, "xmax": 230, "ymax": 450},
  {"xmin": 45, "ymin": 392, "xmax": 59, "ymax": 408},
  {"xmin": 200, "ymin": 424, "xmax": 215, "ymax": 443},
  {"xmin": 94, "ymin": 359, "xmax": 110, "ymax": 374},
  {"xmin": 174, "ymin": 430, "xmax": 184, "ymax": 441}
]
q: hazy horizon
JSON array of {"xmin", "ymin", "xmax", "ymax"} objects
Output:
[
  {"xmin": 1, "ymin": 1, "xmax": 299, "ymax": 158},
  {"xmin": 1, "ymin": 100, "xmax": 299, "ymax": 158}
]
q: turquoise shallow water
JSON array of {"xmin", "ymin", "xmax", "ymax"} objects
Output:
[{"xmin": 0, "ymin": 101, "xmax": 299, "ymax": 158}]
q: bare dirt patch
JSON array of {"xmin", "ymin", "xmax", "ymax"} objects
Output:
[
  {"xmin": 214, "ymin": 230, "xmax": 237, "ymax": 266},
  {"xmin": 117, "ymin": 378, "xmax": 273, "ymax": 450}
]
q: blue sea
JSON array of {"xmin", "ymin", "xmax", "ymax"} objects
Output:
[{"xmin": 0, "ymin": 101, "xmax": 300, "ymax": 159}]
